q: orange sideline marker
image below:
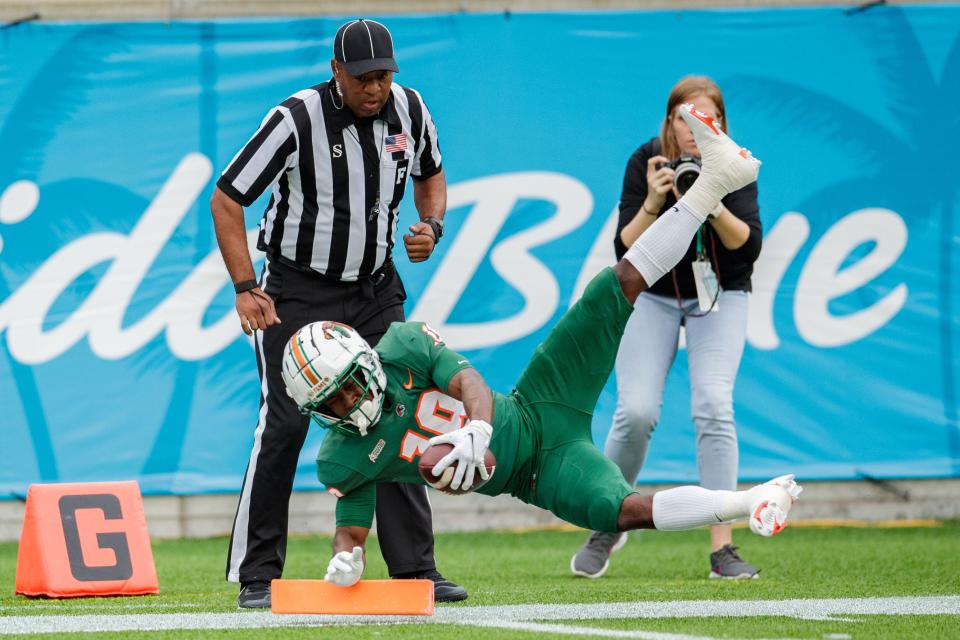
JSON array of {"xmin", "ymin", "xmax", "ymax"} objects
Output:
[
  {"xmin": 15, "ymin": 481, "xmax": 159, "ymax": 598},
  {"xmin": 271, "ymin": 579, "xmax": 434, "ymax": 615}
]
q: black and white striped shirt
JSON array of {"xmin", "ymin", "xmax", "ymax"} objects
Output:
[{"xmin": 217, "ymin": 81, "xmax": 442, "ymax": 281}]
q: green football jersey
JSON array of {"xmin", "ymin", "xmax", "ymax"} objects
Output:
[
  {"xmin": 315, "ymin": 268, "xmax": 640, "ymax": 534},
  {"xmin": 315, "ymin": 321, "xmax": 525, "ymax": 528}
]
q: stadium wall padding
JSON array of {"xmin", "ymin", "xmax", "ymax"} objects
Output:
[{"xmin": 1, "ymin": 5, "xmax": 958, "ymax": 497}]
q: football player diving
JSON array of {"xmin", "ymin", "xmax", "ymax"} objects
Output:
[{"xmin": 280, "ymin": 105, "xmax": 803, "ymax": 588}]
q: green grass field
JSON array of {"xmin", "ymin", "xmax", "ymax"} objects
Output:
[{"xmin": 2, "ymin": 522, "xmax": 959, "ymax": 638}]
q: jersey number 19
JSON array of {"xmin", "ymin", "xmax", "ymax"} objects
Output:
[{"xmin": 399, "ymin": 389, "xmax": 467, "ymax": 461}]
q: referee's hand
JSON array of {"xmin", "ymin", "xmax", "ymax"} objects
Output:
[
  {"xmin": 403, "ymin": 222, "xmax": 437, "ymax": 263},
  {"xmin": 236, "ymin": 288, "xmax": 281, "ymax": 335}
]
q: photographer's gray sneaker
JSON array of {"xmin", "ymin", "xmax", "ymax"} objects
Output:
[
  {"xmin": 709, "ymin": 544, "xmax": 759, "ymax": 579},
  {"xmin": 570, "ymin": 531, "xmax": 627, "ymax": 578}
]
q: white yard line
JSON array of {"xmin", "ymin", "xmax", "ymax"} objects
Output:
[
  {"xmin": 445, "ymin": 596, "xmax": 960, "ymax": 621},
  {"xmin": 1, "ymin": 596, "xmax": 958, "ymax": 635},
  {"xmin": 2, "ymin": 602, "xmax": 203, "ymax": 612},
  {"xmin": 472, "ymin": 620, "xmax": 729, "ymax": 639}
]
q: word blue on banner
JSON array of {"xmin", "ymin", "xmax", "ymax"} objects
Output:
[{"xmin": 1, "ymin": 6, "xmax": 958, "ymax": 498}]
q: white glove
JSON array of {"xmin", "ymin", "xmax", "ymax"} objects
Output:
[
  {"xmin": 324, "ymin": 546, "xmax": 364, "ymax": 587},
  {"xmin": 428, "ymin": 419, "xmax": 493, "ymax": 492}
]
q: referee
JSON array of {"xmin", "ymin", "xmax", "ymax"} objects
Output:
[{"xmin": 211, "ymin": 18, "xmax": 465, "ymax": 608}]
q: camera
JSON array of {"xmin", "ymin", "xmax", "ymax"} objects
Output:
[{"xmin": 663, "ymin": 154, "xmax": 701, "ymax": 195}]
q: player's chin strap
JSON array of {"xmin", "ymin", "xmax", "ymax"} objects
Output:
[
  {"xmin": 427, "ymin": 419, "xmax": 493, "ymax": 492},
  {"xmin": 354, "ymin": 420, "xmax": 369, "ymax": 437}
]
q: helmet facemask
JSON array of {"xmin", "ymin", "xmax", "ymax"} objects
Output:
[
  {"xmin": 306, "ymin": 357, "xmax": 385, "ymax": 437},
  {"xmin": 282, "ymin": 322, "xmax": 387, "ymax": 437}
]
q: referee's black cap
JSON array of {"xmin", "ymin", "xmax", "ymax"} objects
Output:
[{"xmin": 334, "ymin": 19, "xmax": 399, "ymax": 76}]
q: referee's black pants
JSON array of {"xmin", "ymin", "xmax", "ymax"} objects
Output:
[{"xmin": 226, "ymin": 258, "xmax": 438, "ymax": 584}]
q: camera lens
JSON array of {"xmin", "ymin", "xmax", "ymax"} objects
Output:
[
  {"xmin": 675, "ymin": 167, "xmax": 698, "ymax": 194},
  {"xmin": 672, "ymin": 154, "xmax": 702, "ymax": 195}
]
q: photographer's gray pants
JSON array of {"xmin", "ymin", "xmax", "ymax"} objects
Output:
[{"xmin": 603, "ymin": 290, "xmax": 749, "ymax": 491}]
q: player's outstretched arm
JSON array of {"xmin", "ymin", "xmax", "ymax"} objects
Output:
[
  {"xmin": 325, "ymin": 526, "xmax": 369, "ymax": 587},
  {"xmin": 429, "ymin": 368, "xmax": 494, "ymax": 492},
  {"xmin": 447, "ymin": 368, "xmax": 493, "ymax": 424}
]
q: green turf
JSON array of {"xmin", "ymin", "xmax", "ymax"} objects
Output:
[
  {"xmin": 1, "ymin": 522, "xmax": 958, "ymax": 638},
  {"xmin": 569, "ymin": 614, "xmax": 960, "ymax": 638}
]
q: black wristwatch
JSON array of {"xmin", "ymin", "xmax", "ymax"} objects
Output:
[
  {"xmin": 422, "ymin": 217, "xmax": 444, "ymax": 243},
  {"xmin": 233, "ymin": 279, "xmax": 259, "ymax": 294}
]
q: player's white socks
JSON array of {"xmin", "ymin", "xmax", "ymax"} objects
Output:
[
  {"xmin": 651, "ymin": 486, "xmax": 745, "ymax": 531},
  {"xmin": 652, "ymin": 475, "xmax": 802, "ymax": 536},
  {"xmin": 623, "ymin": 201, "xmax": 705, "ymax": 287},
  {"xmin": 623, "ymin": 103, "xmax": 760, "ymax": 287}
]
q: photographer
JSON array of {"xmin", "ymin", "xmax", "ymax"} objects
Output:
[{"xmin": 571, "ymin": 76, "xmax": 762, "ymax": 580}]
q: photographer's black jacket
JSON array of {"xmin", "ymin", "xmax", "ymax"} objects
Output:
[{"xmin": 614, "ymin": 137, "xmax": 762, "ymax": 298}]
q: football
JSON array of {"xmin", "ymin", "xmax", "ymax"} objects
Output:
[{"xmin": 418, "ymin": 443, "xmax": 496, "ymax": 495}]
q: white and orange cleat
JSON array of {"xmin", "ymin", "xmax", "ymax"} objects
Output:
[
  {"xmin": 676, "ymin": 103, "xmax": 761, "ymax": 216},
  {"xmin": 746, "ymin": 474, "xmax": 803, "ymax": 537}
]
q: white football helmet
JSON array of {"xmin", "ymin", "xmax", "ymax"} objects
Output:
[{"xmin": 281, "ymin": 321, "xmax": 387, "ymax": 437}]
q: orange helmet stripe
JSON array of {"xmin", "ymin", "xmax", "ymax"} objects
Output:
[{"xmin": 290, "ymin": 337, "xmax": 320, "ymax": 386}]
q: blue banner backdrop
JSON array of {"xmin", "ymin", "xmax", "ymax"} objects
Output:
[{"xmin": 1, "ymin": 6, "xmax": 958, "ymax": 498}]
